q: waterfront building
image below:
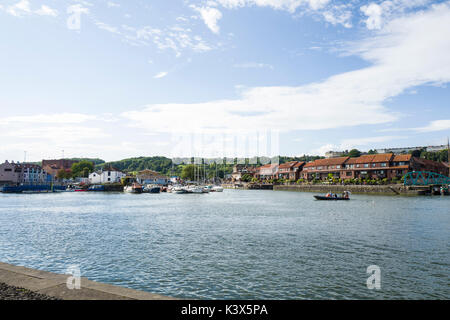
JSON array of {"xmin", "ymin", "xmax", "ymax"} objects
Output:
[
  {"xmin": 0, "ymin": 161, "xmax": 49, "ymax": 185},
  {"xmin": 256, "ymin": 164, "xmax": 279, "ymax": 180},
  {"xmin": 302, "ymin": 157, "xmax": 349, "ymax": 181},
  {"xmin": 278, "ymin": 161, "xmax": 305, "ymax": 181},
  {"xmin": 324, "ymin": 151, "xmax": 346, "ymax": 158},
  {"xmin": 301, "ymin": 154, "xmax": 449, "ymax": 181},
  {"xmin": 231, "ymin": 165, "xmax": 257, "ymax": 182},
  {"xmin": 89, "ymin": 166, "xmax": 125, "ymax": 184},
  {"xmin": 42, "ymin": 159, "xmax": 77, "ymax": 177},
  {"xmin": 136, "ymin": 170, "xmax": 169, "ymax": 185}
]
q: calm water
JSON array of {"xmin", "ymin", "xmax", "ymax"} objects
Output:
[{"xmin": 0, "ymin": 190, "xmax": 448, "ymax": 299}]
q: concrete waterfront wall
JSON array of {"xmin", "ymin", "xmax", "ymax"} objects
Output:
[
  {"xmin": 0, "ymin": 262, "xmax": 175, "ymax": 300},
  {"xmin": 273, "ymin": 184, "xmax": 423, "ymax": 196}
]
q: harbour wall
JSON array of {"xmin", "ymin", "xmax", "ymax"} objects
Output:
[
  {"xmin": 223, "ymin": 183, "xmax": 435, "ymax": 195},
  {"xmin": 274, "ymin": 184, "xmax": 426, "ymax": 196}
]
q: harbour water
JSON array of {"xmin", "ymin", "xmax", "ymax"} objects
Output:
[{"xmin": 0, "ymin": 190, "xmax": 448, "ymax": 299}]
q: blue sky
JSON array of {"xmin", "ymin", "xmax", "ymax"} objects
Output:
[{"xmin": 0, "ymin": 0, "xmax": 449, "ymax": 162}]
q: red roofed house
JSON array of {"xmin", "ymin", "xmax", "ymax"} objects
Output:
[
  {"xmin": 278, "ymin": 161, "xmax": 305, "ymax": 181},
  {"xmin": 301, "ymin": 153, "xmax": 448, "ymax": 181},
  {"xmin": 256, "ymin": 163, "xmax": 279, "ymax": 180},
  {"xmin": 302, "ymin": 157, "xmax": 349, "ymax": 181}
]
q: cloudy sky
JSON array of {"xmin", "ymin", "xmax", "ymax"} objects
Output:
[{"xmin": 1, "ymin": 0, "xmax": 449, "ymax": 162}]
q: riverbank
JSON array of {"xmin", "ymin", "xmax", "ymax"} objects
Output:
[
  {"xmin": 0, "ymin": 262, "xmax": 174, "ymax": 300},
  {"xmin": 273, "ymin": 184, "xmax": 424, "ymax": 196},
  {"xmin": 224, "ymin": 183, "xmax": 435, "ymax": 195}
]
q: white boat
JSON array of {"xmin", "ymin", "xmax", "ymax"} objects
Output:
[
  {"xmin": 212, "ymin": 186, "xmax": 224, "ymax": 192},
  {"xmin": 172, "ymin": 186, "xmax": 188, "ymax": 194},
  {"xmin": 124, "ymin": 183, "xmax": 143, "ymax": 194},
  {"xmin": 187, "ymin": 186, "xmax": 203, "ymax": 194}
]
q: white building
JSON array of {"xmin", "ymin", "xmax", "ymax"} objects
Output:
[{"xmin": 89, "ymin": 167, "xmax": 125, "ymax": 184}]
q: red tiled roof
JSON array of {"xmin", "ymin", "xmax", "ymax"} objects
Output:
[
  {"xmin": 293, "ymin": 161, "xmax": 305, "ymax": 168},
  {"xmin": 278, "ymin": 161, "xmax": 299, "ymax": 169},
  {"xmin": 346, "ymin": 154, "xmax": 393, "ymax": 164},
  {"xmin": 393, "ymin": 154, "xmax": 412, "ymax": 162},
  {"xmin": 304, "ymin": 157, "xmax": 349, "ymax": 168},
  {"xmin": 412, "ymin": 157, "xmax": 447, "ymax": 168}
]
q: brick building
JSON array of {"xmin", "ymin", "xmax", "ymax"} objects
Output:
[
  {"xmin": 0, "ymin": 161, "xmax": 49, "ymax": 185},
  {"xmin": 277, "ymin": 161, "xmax": 305, "ymax": 181},
  {"xmin": 256, "ymin": 164, "xmax": 279, "ymax": 180},
  {"xmin": 231, "ymin": 165, "xmax": 257, "ymax": 182},
  {"xmin": 301, "ymin": 154, "xmax": 448, "ymax": 181},
  {"xmin": 42, "ymin": 159, "xmax": 77, "ymax": 177}
]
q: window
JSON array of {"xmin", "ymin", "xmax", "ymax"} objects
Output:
[
  {"xmin": 364, "ymin": 164, "xmax": 369, "ymax": 168},
  {"xmin": 4, "ymin": 168, "xmax": 12, "ymax": 172},
  {"xmin": 372, "ymin": 163, "xmax": 376, "ymax": 167},
  {"xmin": 336, "ymin": 165, "xmax": 341, "ymax": 169},
  {"xmin": 356, "ymin": 164, "xmax": 360, "ymax": 168},
  {"xmin": 381, "ymin": 163, "xmax": 387, "ymax": 167},
  {"xmin": 346, "ymin": 171, "xmax": 352, "ymax": 176}
]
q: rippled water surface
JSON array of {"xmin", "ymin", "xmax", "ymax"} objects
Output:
[{"xmin": 0, "ymin": 190, "xmax": 448, "ymax": 299}]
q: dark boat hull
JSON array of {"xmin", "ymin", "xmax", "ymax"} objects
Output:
[{"xmin": 314, "ymin": 196, "xmax": 350, "ymax": 200}]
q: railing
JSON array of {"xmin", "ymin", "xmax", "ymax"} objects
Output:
[{"xmin": 403, "ymin": 171, "xmax": 450, "ymax": 186}]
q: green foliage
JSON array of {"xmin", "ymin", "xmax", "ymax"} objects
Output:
[
  {"xmin": 418, "ymin": 149, "xmax": 448, "ymax": 162},
  {"xmin": 70, "ymin": 158, "xmax": 105, "ymax": 166},
  {"xmin": 180, "ymin": 164, "xmax": 206, "ymax": 181},
  {"xmin": 347, "ymin": 149, "xmax": 362, "ymax": 158},
  {"xmin": 367, "ymin": 149, "xmax": 378, "ymax": 155},
  {"xmin": 241, "ymin": 173, "xmax": 253, "ymax": 182},
  {"xmin": 56, "ymin": 169, "xmax": 72, "ymax": 180},
  {"xmin": 71, "ymin": 161, "xmax": 94, "ymax": 178}
]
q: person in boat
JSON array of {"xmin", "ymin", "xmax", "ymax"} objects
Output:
[{"xmin": 326, "ymin": 192, "xmax": 332, "ymax": 198}]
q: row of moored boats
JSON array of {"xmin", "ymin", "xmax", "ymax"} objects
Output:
[{"xmin": 123, "ymin": 183, "xmax": 223, "ymax": 194}]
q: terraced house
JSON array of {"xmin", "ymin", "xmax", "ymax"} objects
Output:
[
  {"xmin": 277, "ymin": 161, "xmax": 305, "ymax": 181},
  {"xmin": 302, "ymin": 157, "xmax": 349, "ymax": 181},
  {"xmin": 302, "ymin": 154, "xmax": 448, "ymax": 181}
]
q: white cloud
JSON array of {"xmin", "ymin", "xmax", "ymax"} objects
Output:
[
  {"xmin": 2, "ymin": 1, "xmax": 58, "ymax": 17},
  {"xmin": 122, "ymin": 3, "xmax": 450, "ymax": 138},
  {"xmin": 192, "ymin": 6, "xmax": 223, "ymax": 34},
  {"xmin": 5, "ymin": 0, "xmax": 31, "ymax": 17},
  {"xmin": 360, "ymin": 3, "xmax": 383, "ymax": 30},
  {"xmin": 35, "ymin": 5, "xmax": 58, "ymax": 17},
  {"xmin": 233, "ymin": 62, "xmax": 274, "ymax": 69},
  {"xmin": 360, "ymin": 0, "xmax": 433, "ymax": 30},
  {"xmin": 153, "ymin": 71, "xmax": 169, "ymax": 79},
  {"xmin": 313, "ymin": 136, "xmax": 406, "ymax": 155},
  {"xmin": 216, "ymin": 0, "xmax": 330, "ymax": 13},
  {"xmin": 0, "ymin": 113, "xmax": 96, "ymax": 125},
  {"xmin": 96, "ymin": 21, "xmax": 120, "ymax": 34},
  {"xmin": 107, "ymin": 1, "xmax": 120, "ymax": 8},
  {"xmin": 415, "ymin": 120, "xmax": 450, "ymax": 132}
]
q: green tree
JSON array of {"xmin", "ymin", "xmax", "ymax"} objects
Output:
[
  {"xmin": 181, "ymin": 164, "xmax": 205, "ymax": 181},
  {"xmin": 348, "ymin": 149, "xmax": 362, "ymax": 158},
  {"xmin": 71, "ymin": 161, "xmax": 94, "ymax": 178},
  {"xmin": 56, "ymin": 169, "xmax": 72, "ymax": 180}
]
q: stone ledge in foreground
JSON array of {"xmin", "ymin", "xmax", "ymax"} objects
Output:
[{"xmin": 0, "ymin": 262, "xmax": 176, "ymax": 300}]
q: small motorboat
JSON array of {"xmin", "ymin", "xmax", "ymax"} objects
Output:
[
  {"xmin": 314, "ymin": 195, "xmax": 350, "ymax": 201},
  {"xmin": 144, "ymin": 184, "xmax": 161, "ymax": 193},
  {"xmin": 314, "ymin": 191, "xmax": 350, "ymax": 201}
]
